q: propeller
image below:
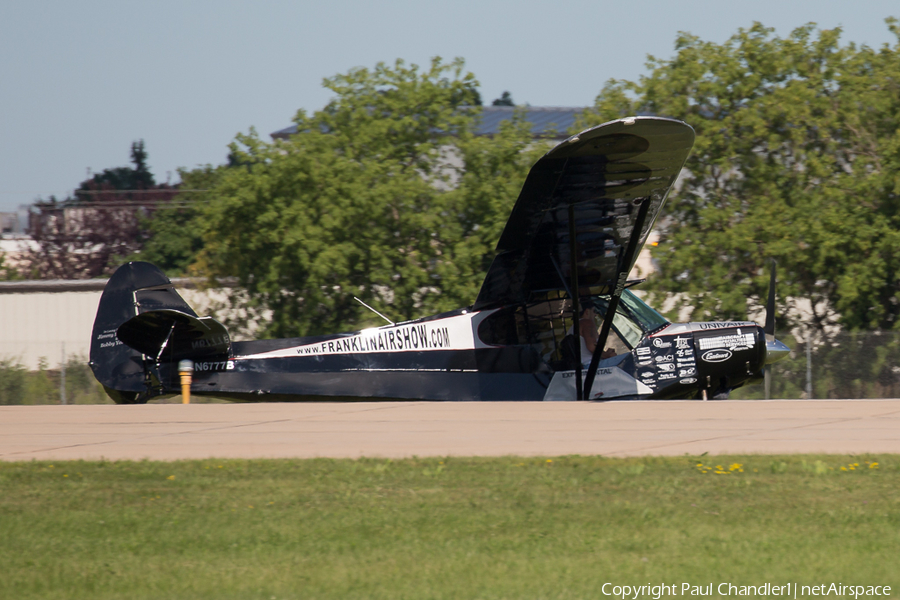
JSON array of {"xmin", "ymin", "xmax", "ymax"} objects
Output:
[{"xmin": 763, "ymin": 259, "xmax": 789, "ymax": 365}]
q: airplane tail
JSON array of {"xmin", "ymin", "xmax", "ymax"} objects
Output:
[{"xmin": 89, "ymin": 262, "xmax": 231, "ymax": 404}]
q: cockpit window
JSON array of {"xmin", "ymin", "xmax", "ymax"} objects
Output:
[
  {"xmin": 619, "ymin": 289, "xmax": 669, "ymax": 332},
  {"xmin": 475, "ymin": 289, "xmax": 669, "ymax": 365},
  {"xmin": 590, "ymin": 289, "xmax": 669, "ymax": 349}
]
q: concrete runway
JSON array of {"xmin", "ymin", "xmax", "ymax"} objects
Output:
[{"xmin": 2, "ymin": 400, "xmax": 900, "ymax": 461}]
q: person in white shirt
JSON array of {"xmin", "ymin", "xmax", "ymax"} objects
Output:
[{"xmin": 574, "ymin": 305, "xmax": 616, "ymax": 364}]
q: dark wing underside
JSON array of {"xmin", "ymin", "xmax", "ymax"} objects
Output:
[{"xmin": 473, "ymin": 117, "xmax": 695, "ymax": 310}]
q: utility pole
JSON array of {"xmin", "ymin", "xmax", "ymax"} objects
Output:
[
  {"xmin": 806, "ymin": 335, "xmax": 813, "ymax": 399},
  {"xmin": 60, "ymin": 342, "xmax": 66, "ymax": 405}
]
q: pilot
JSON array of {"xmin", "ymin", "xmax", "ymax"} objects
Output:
[{"xmin": 574, "ymin": 305, "xmax": 617, "ymax": 364}]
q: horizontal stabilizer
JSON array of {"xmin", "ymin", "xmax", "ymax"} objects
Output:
[{"xmin": 117, "ymin": 309, "xmax": 231, "ymax": 362}]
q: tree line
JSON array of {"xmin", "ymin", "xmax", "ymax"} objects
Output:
[
  {"xmin": 10, "ymin": 20, "xmax": 900, "ymax": 343},
  {"xmin": 583, "ymin": 19, "xmax": 900, "ymax": 342}
]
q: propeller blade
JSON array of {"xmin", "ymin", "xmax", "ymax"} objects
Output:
[
  {"xmin": 764, "ymin": 259, "xmax": 776, "ymax": 338},
  {"xmin": 762, "ymin": 258, "xmax": 788, "ymax": 364}
]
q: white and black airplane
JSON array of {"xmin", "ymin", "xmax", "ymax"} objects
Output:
[{"xmin": 90, "ymin": 117, "xmax": 789, "ymax": 403}]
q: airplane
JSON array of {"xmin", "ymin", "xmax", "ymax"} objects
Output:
[{"xmin": 89, "ymin": 116, "xmax": 790, "ymax": 404}]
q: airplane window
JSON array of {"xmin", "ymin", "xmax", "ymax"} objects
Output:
[
  {"xmin": 477, "ymin": 306, "xmax": 522, "ymax": 346},
  {"xmin": 590, "ymin": 290, "xmax": 669, "ymax": 349},
  {"xmin": 619, "ymin": 289, "xmax": 669, "ymax": 332},
  {"xmin": 475, "ymin": 290, "xmax": 668, "ymax": 360},
  {"xmin": 612, "ymin": 311, "xmax": 643, "ymax": 348}
]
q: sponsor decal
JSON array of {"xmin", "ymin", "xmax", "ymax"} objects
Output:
[
  {"xmin": 675, "ymin": 337, "xmax": 691, "ymax": 350},
  {"xmin": 655, "ymin": 355, "xmax": 674, "ymax": 363},
  {"xmin": 680, "ymin": 377, "xmax": 698, "ymax": 385},
  {"xmin": 698, "ymin": 329, "xmax": 756, "ymax": 352},
  {"xmin": 301, "ymin": 324, "xmax": 452, "ymax": 355},
  {"xmin": 636, "ymin": 360, "xmax": 653, "ymax": 367},
  {"xmin": 651, "ymin": 322, "xmax": 756, "ymax": 336},
  {"xmin": 702, "ymin": 349, "xmax": 732, "ymax": 363},
  {"xmin": 192, "ymin": 334, "xmax": 229, "ymax": 350},
  {"xmin": 658, "ymin": 373, "xmax": 676, "ymax": 380},
  {"xmin": 676, "ymin": 348, "xmax": 694, "ymax": 357},
  {"xmin": 698, "ymin": 322, "xmax": 756, "ymax": 330},
  {"xmin": 676, "ymin": 360, "xmax": 696, "ymax": 367},
  {"xmin": 653, "ymin": 338, "xmax": 672, "ymax": 349},
  {"xmin": 659, "ymin": 363, "xmax": 676, "ymax": 372},
  {"xmin": 244, "ymin": 312, "xmax": 480, "ymax": 360},
  {"xmin": 636, "ymin": 347, "xmax": 651, "ymax": 356},
  {"xmin": 679, "ymin": 367, "xmax": 696, "ymax": 377},
  {"xmin": 568, "ymin": 368, "xmax": 617, "ymax": 379},
  {"xmin": 97, "ymin": 329, "xmax": 124, "ymax": 349},
  {"xmin": 640, "ymin": 371, "xmax": 655, "ymax": 380}
]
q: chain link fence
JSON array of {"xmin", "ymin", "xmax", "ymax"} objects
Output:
[
  {"xmin": 0, "ymin": 351, "xmax": 111, "ymax": 405},
  {"xmin": 731, "ymin": 331, "xmax": 900, "ymax": 400}
]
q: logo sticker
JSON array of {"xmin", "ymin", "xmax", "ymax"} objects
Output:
[
  {"xmin": 653, "ymin": 338, "xmax": 672, "ymax": 349},
  {"xmin": 659, "ymin": 363, "xmax": 676, "ymax": 372},
  {"xmin": 698, "ymin": 330, "xmax": 756, "ymax": 351},
  {"xmin": 679, "ymin": 377, "xmax": 698, "ymax": 385},
  {"xmin": 702, "ymin": 349, "xmax": 732, "ymax": 363}
]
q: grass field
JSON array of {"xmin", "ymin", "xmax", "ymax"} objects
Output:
[{"xmin": 1, "ymin": 455, "xmax": 898, "ymax": 599}]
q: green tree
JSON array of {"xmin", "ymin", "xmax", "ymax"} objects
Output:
[
  {"xmin": 137, "ymin": 165, "xmax": 225, "ymax": 275},
  {"xmin": 193, "ymin": 58, "xmax": 537, "ymax": 338},
  {"xmin": 0, "ymin": 252, "xmax": 23, "ymax": 281},
  {"xmin": 0, "ymin": 359, "xmax": 27, "ymax": 405},
  {"xmin": 80, "ymin": 140, "xmax": 156, "ymax": 192},
  {"xmin": 437, "ymin": 112, "xmax": 544, "ymax": 306},
  {"xmin": 28, "ymin": 141, "xmax": 178, "ymax": 278},
  {"xmin": 581, "ymin": 20, "xmax": 900, "ymax": 339},
  {"xmin": 491, "ymin": 91, "xmax": 515, "ymax": 106}
]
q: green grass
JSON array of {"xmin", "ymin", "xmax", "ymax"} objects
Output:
[{"xmin": 1, "ymin": 455, "xmax": 898, "ymax": 599}]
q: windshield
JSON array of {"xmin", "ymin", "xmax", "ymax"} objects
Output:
[{"xmin": 589, "ymin": 289, "xmax": 669, "ymax": 348}]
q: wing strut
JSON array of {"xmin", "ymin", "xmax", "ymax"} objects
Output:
[
  {"xmin": 567, "ymin": 203, "xmax": 583, "ymax": 401},
  {"xmin": 583, "ymin": 197, "xmax": 652, "ymax": 399}
]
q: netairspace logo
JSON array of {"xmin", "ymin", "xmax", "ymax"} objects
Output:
[{"xmin": 600, "ymin": 583, "xmax": 892, "ymax": 599}]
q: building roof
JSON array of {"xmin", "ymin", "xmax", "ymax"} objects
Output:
[
  {"xmin": 270, "ymin": 106, "xmax": 587, "ymax": 141},
  {"xmin": 473, "ymin": 106, "xmax": 585, "ymax": 138}
]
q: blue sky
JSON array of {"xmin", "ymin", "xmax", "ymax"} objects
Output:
[{"xmin": 1, "ymin": 0, "xmax": 897, "ymax": 212}]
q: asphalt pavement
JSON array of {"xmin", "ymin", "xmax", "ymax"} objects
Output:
[{"xmin": 2, "ymin": 400, "xmax": 899, "ymax": 461}]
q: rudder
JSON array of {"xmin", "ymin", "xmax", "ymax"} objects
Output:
[{"xmin": 90, "ymin": 262, "xmax": 202, "ymax": 404}]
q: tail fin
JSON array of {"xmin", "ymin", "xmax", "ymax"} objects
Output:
[{"xmin": 90, "ymin": 262, "xmax": 230, "ymax": 404}]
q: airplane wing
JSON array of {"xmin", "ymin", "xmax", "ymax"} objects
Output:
[{"xmin": 473, "ymin": 117, "xmax": 695, "ymax": 310}]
